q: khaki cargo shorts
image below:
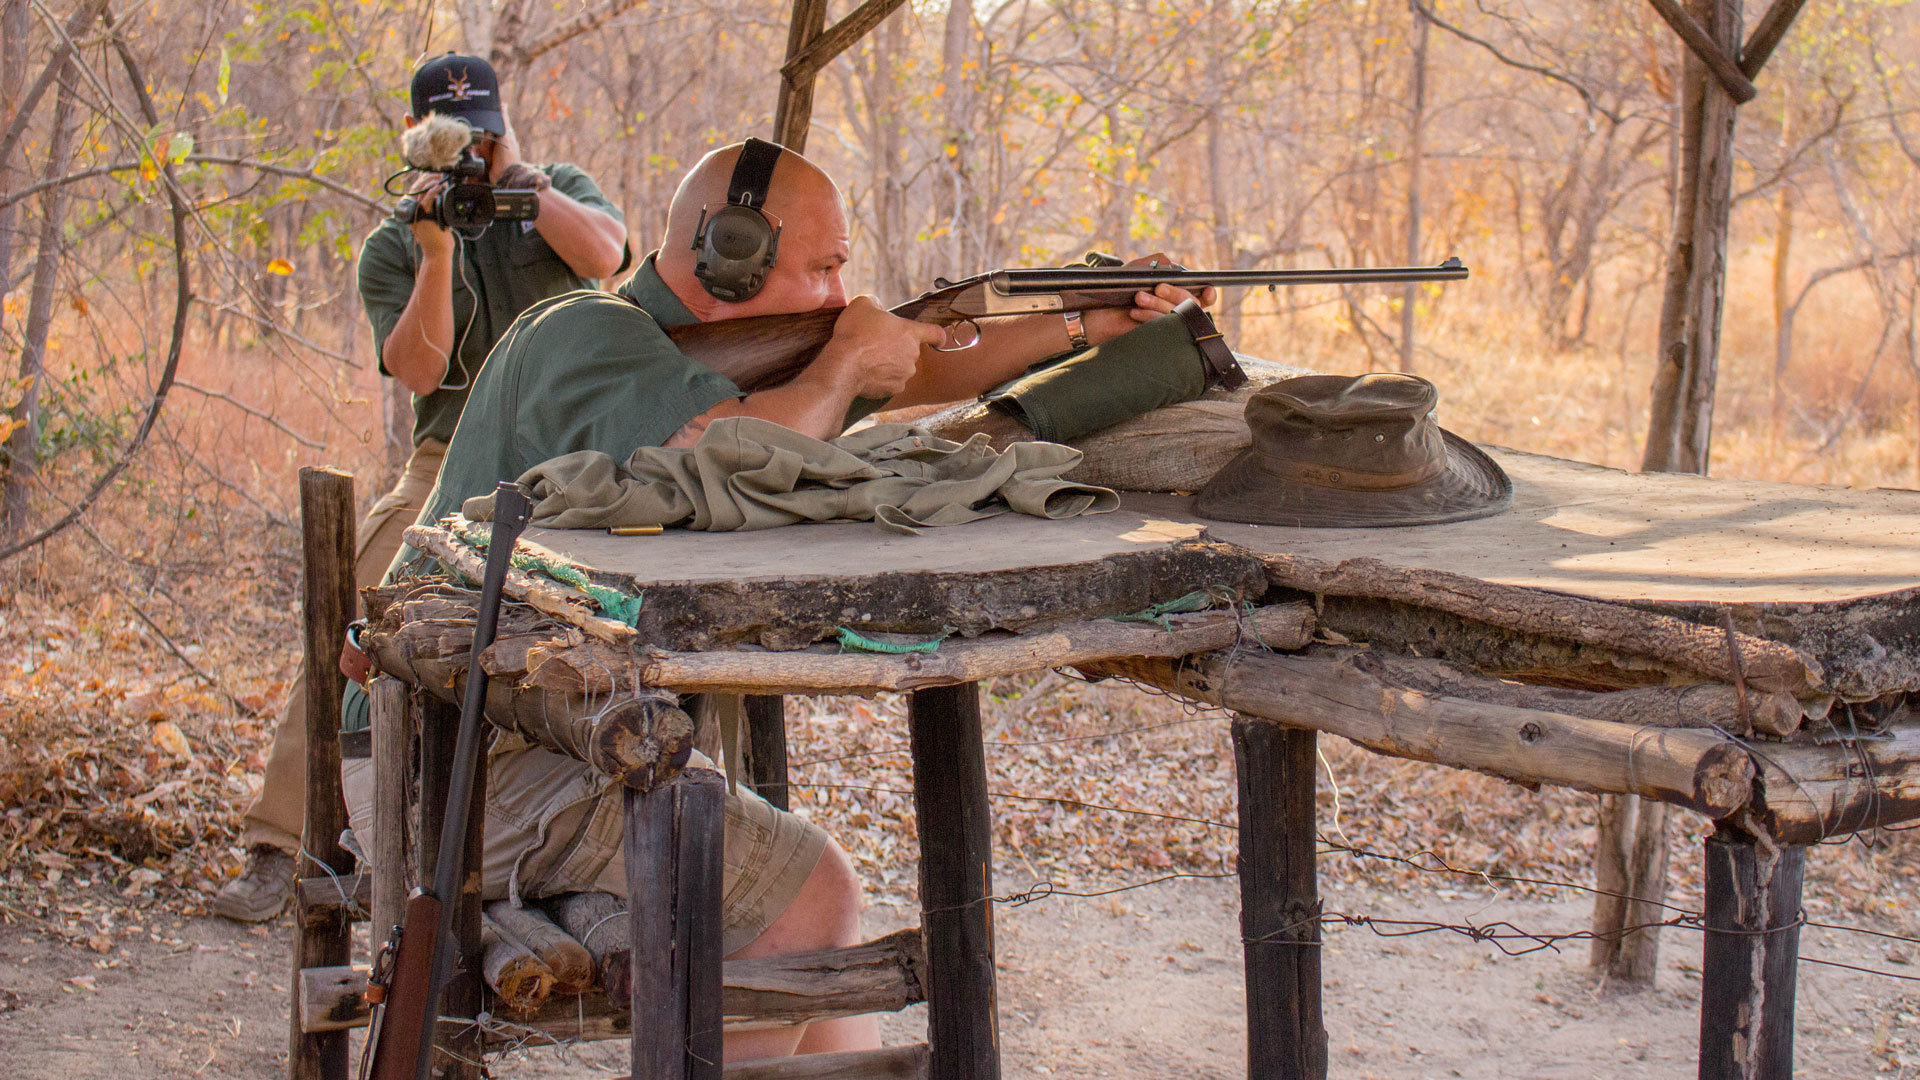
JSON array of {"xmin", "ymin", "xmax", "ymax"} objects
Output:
[{"xmin": 343, "ymin": 738, "xmax": 826, "ymax": 955}]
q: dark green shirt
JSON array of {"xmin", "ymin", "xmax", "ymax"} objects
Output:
[
  {"xmin": 355, "ymin": 162, "xmax": 628, "ymax": 447},
  {"xmin": 409, "ymin": 254, "xmax": 744, "ymax": 535}
]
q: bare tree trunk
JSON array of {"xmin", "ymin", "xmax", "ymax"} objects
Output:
[
  {"xmin": 454, "ymin": 0, "xmax": 495, "ymax": 58},
  {"xmin": 1769, "ymin": 184, "xmax": 1793, "ymax": 457},
  {"xmin": 935, "ymin": 0, "xmax": 974, "ymax": 270},
  {"xmin": 2, "ymin": 70, "xmax": 78, "ymax": 541},
  {"xmin": 0, "ymin": 0, "xmax": 28, "ymax": 312},
  {"xmin": 1642, "ymin": 0, "xmax": 1743, "ymax": 475},
  {"xmin": 865, "ymin": 9, "xmax": 912, "ymax": 303},
  {"xmin": 1398, "ymin": 0, "xmax": 1429, "ymax": 374}
]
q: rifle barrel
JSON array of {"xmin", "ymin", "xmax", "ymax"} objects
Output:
[{"xmin": 988, "ymin": 258, "xmax": 1468, "ymax": 294}]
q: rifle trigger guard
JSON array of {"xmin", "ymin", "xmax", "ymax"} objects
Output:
[{"xmin": 933, "ymin": 319, "xmax": 981, "ymax": 352}]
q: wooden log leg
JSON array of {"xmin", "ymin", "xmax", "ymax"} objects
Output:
[
  {"xmin": 290, "ymin": 467, "xmax": 356, "ymax": 1080},
  {"xmin": 744, "ymin": 694, "xmax": 789, "ymax": 810},
  {"xmin": 1698, "ymin": 829, "xmax": 1806, "ymax": 1080},
  {"xmin": 908, "ymin": 683, "xmax": 1000, "ymax": 1080},
  {"xmin": 627, "ymin": 771, "xmax": 727, "ymax": 1080},
  {"xmin": 1232, "ymin": 718, "xmax": 1327, "ymax": 1080},
  {"xmin": 1589, "ymin": 794, "xmax": 1673, "ymax": 985},
  {"xmin": 368, "ymin": 677, "xmax": 409, "ymax": 944}
]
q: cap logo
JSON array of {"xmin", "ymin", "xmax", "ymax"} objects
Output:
[{"xmin": 447, "ymin": 69, "xmax": 473, "ymax": 101}]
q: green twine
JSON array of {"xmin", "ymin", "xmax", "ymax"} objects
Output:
[
  {"xmin": 835, "ymin": 626, "xmax": 954, "ymax": 654},
  {"xmin": 447, "ymin": 519, "xmax": 645, "ymax": 626},
  {"xmin": 1111, "ymin": 585, "xmax": 1244, "ymax": 631}
]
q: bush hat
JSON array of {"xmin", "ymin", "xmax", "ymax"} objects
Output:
[{"xmin": 1195, "ymin": 372, "xmax": 1510, "ymax": 528}]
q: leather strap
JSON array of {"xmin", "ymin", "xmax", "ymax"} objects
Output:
[{"xmin": 1173, "ymin": 298, "xmax": 1247, "ymax": 390}]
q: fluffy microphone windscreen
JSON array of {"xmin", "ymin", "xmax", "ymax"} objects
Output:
[{"xmin": 401, "ymin": 113, "xmax": 475, "ymax": 171}]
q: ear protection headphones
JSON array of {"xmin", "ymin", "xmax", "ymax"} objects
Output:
[{"xmin": 692, "ymin": 138, "xmax": 784, "ymax": 302}]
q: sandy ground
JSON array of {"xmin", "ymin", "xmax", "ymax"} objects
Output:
[{"xmin": 2, "ymin": 874, "xmax": 1912, "ymax": 1079}]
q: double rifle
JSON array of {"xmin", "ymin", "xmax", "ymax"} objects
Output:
[{"xmin": 665, "ymin": 255, "xmax": 1469, "ymax": 391}]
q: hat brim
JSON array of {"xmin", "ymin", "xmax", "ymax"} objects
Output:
[
  {"xmin": 443, "ymin": 108, "xmax": 506, "ymax": 136},
  {"xmin": 1194, "ymin": 429, "xmax": 1512, "ymax": 528}
]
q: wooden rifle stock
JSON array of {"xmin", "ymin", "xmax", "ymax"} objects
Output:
[
  {"xmin": 361, "ymin": 893, "xmax": 441, "ymax": 1080},
  {"xmin": 663, "ymin": 306, "xmax": 844, "ymax": 393}
]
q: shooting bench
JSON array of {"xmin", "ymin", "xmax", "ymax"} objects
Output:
[{"xmin": 284, "ymin": 447, "xmax": 1920, "ymax": 1080}]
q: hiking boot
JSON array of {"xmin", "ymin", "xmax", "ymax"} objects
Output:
[{"xmin": 208, "ymin": 845, "xmax": 296, "ymax": 923}]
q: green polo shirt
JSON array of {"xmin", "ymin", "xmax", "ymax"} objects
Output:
[
  {"xmin": 410, "ymin": 254, "xmax": 746, "ymax": 534},
  {"xmin": 355, "ymin": 162, "xmax": 628, "ymax": 447}
]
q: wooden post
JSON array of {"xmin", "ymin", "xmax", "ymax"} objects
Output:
[
  {"xmin": 1589, "ymin": 794, "xmax": 1672, "ymax": 985},
  {"xmin": 771, "ymin": 0, "xmax": 828, "ymax": 150},
  {"xmin": 289, "ymin": 467, "xmax": 356, "ymax": 1080},
  {"xmin": 1232, "ymin": 717, "xmax": 1327, "ymax": 1080},
  {"xmin": 1698, "ymin": 828, "xmax": 1805, "ymax": 1080},
  {"xmin": 744, "ymin": 694, "xmax": 789, "ymax": 810},
  {"xmin": 368, "ymin": 676, "xmax": 409, "ymax": 943},
  {"xmin": 626, "ymin": 770, "xmax": 727, "ymax": 1080},
  {"xmin": 412, "ymin": 695, "xmax": 484, "ymax": 1080},
  {"xmin": 908, "ymin": 683, "xmax": 1000, "ymax": 1080}
]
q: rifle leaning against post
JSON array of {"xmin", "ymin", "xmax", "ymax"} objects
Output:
[
  {"xmin": 663, "ymin": 256, "xmax": 1469, "ymax": 394},
  {"xmin": 359, "ymin": 481, "xmax": 533, "ymax": 1080}
]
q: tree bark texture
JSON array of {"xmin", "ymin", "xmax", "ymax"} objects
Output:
[
  {"xmin": 1643, "ymin": 0, "xmax": 1744, "ymax": 475},
  {"xmin": 2, "ymin": 67, "xmax": 77, "ymax": 540},
  {"xmin": 1587, "ymin": 794, "xmax": 1672, "ymax": 985},
  {"xmin": 1698, "ymin": 829, "xmax": 1805, "ymax": 1080}
]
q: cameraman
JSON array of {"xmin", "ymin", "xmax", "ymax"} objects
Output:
[{"xmin": 211, "ymin": 52, "xmax": 628, "ymax": 923}]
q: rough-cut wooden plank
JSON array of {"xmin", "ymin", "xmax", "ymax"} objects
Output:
[
  {"xmin": 404, "ymin": 523, "xmax": 637, "ymax": 644},
  {"xmin": 744, "ymin": 695, "xmax": 790, "ymax": 810},
  {"xmin": 482, "ymin": 914, "xmax": 557, "ymax": 1015},
  {"xmin": 486, "ymin": 900, "xmax": 594, "ymax": 995},
  {"xmin": 1739, "ymin": 0, "xmax": 1808, "ymax": 78},
  {"xmin": 1350, "ymin": 651, "xmax": 1805, "ymax": 736},
  {"xmin": 1698, "ymin": 829, "xmax": 1805, "ymax": 1080},
  {"xmin": 1746, "ymin": 722, "xmax": 1920, "ymax": 842},
  {"xmin": 1256, "ymin": 554, "xmax": 1819, "ymax": 695},
  {"xmin": 292, "ymin": 466, "xmax": 356, "ymax": 1080},
  {"xmin": 1083, "ymin": 650, "xmax": 1754, "ymax": 817},
  {"xmin": 723, "ymin": 1045, "xmax": 928, "ymax": 1080},
  {"xmin": 771, "ymin": 0, "xmax": 829, "ymax": 151},
  {"xmin": 779, "ymin": 0, "xmax": 908, "ymax": 84},
  {"xmin": 634, "ymin": 605, "xmax": 1314, "ymax": 694},
  {"xmin": 1632, "ymin": 592, "xmax": 1920, "ymax": 702},
  {"xmin": 518, "ymin": 518, "xmax": 1266, "ymax": 651}
]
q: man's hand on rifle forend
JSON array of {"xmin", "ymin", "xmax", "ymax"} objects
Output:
[
  {"xmin": 1080, "ymin": 251, "xmax": 1219, "ymax": 346},
  {"xmin": 818, "ymin": 296, "xmax": 947, "ymax": 399}
]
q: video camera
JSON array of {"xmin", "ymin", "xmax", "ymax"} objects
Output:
[{"xmin": 392, "ymin": 113, "xmax": 539, "ymax": 231}]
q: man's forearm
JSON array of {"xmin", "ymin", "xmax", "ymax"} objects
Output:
[
  {"xmin": 384, "ymin": 254, "xmax": 456, "ymax": 395},
  {"xmin": 534, "ymin": 190, "xmax": 627, "ymax": 281},
  {"xmin": 666, "ymin": 368, "xmax": 860, "ymax": 448},
  {"xmin": 888, "ymin": 312, "xmax": 1073, "ymax": 408}
]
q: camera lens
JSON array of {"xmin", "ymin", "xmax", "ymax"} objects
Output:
[{"xmin": 437, "ymin": 182, "xmax": 496, "ymax": 229}]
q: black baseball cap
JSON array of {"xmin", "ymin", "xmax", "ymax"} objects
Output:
[{"xmin": 409, "ymin": 52, "xmax": 505, "ymax": 135}]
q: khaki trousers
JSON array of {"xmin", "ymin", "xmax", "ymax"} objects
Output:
[{"xmin": 240, "ymin": 439, "xmax": 447, "ymax": 852}]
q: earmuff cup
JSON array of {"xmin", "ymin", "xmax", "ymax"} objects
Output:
[{"xmin": 693, "ymin": 138, "xmax": 784, "ymax": 302}]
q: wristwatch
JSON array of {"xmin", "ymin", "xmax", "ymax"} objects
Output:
[{"xmin": 1062, "ymin": 310, "xmax": 1091, "ymax": 352}]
